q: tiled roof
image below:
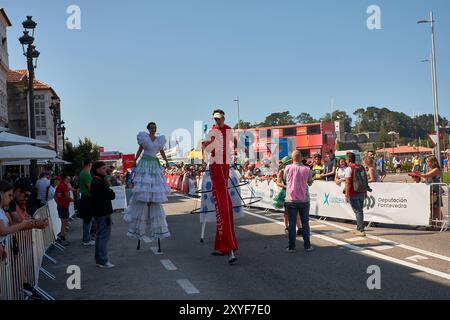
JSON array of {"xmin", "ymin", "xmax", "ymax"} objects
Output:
[
  {"xmin": 7, "ymin": 70, "xmax": 28, "ymax": 82},
  {"xmin": 376, "ymin": 146, "xmax": 433, "ymax": 154},
  {"xmin": 7, "ymin": 70, "xmax": 59, "ymax": 98},
  {"xmin": 33, "ymin": 79, "xmax": 52, "ymax": 90}
]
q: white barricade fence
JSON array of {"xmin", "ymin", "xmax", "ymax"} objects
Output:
[
  {"xmin": 239, "ymin": 179, "xmax": 433, "ymax": 227},
  {"xmin": 197, "ymin": 168, "xmax": 246, "ymax": 224},
  {"xmin": 111, "ymin": 185, "xmax": 128, "ymax": 210},
  {"xmin": 0, "ymin": 204, "xmax": 57, "ymax": 300},
  {"xmin": 429, "ymin": 183, "xmax": 449, "ymax": 232},
  {"xmin": 309, "ymin": 182, "xmax": 431, "ymax": 226},
  {"xmin": 240, "ymin": 179, "xmax": 282, "ymax": 212},
  {"xmin": 0, "ymin": 229, "xmax": 36, "ymax": 300},
  {"xmin": 69, "ymin": 191, "xmax": 76, "ymax": 218},
  {"xmin": 47, "ymin": 199, "xmax": 62, "ymax": 239},
  {"xmin": 188, "ymin": 178, "xmax": 197, "ymax": 196}
]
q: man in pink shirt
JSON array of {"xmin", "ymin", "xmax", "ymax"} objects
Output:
[{"xmin": 284, "ymin": 150, "xmax": 314, "ymax": 252}]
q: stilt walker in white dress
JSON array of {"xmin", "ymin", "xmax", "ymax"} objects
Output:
[{"xmin": 123, "ymin": 122, "xmax": 171, "ymax": 252}]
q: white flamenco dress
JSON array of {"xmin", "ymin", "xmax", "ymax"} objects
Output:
[{"xmin": 123, "ymin": 132, "xmax": 171, "ymax": 243}]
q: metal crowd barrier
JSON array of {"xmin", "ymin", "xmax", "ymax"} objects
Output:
[
  {"xmin": 429, "ymin": 183, "xmax": 450, "ymax": 232},
  {"xmin": 0, "ymin": 204, "xmax": 59, "ymax": 300}
]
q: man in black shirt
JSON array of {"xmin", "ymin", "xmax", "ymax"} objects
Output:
[{"xmin": 90, "ymin": 161, "xmax": 116, "ymax": 269}]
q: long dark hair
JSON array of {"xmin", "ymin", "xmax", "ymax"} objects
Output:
[{"xmin": 0, "ymin": 180, "xmax": 13, "ymax": 205}]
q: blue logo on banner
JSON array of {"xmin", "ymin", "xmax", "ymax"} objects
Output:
[{"xmin": 323, "ymin": 193, "xmax": 330, "ymax": 205}]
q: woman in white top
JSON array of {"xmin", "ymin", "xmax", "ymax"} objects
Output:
[
  {"xmin": 393, "ymin": 156, "xmax": 402, "ymax": 176},
  {"xmin": 45, "ymin": 178, "xmax": 58, "ymax": 202},
  {"xmin": 0, "ymin": 181, "xmax": 36, "ymax": 261},
  {"xmin": 335, "ymin": 158, "xmax": 347, "ymax": 186},
  {"xmin": 123, "ymin": 122, "xmax": 171, "ymax": 244}
]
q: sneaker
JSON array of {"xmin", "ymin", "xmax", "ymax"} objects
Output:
[
  {"xmin": 56, "ymin": 238, "xmax": 69, "ymax": 246},
  {"xmin": 285, "ymin": 247, "xmax": 296, "ymax": 253},
  {"xmin": 228, "ymin": 251, "xmax": 238, "ymax": 264},
  {"xmin": 96, "ymin": 262, "xmax": 115, "ymax": 269},
  {"xmin": 352, "ymin": 230, "xmax": 366, "ymax": 237},
  {"xmin": 211, "ymin": 251, "xmax": 226, "ymax": 256},
  {"xmin": 82, "ymin": 240, "xmax": 95, "ymax": 246},
  {"xmin": 305, "ymin": 246, "xmax": 314, "ymax": 252}
]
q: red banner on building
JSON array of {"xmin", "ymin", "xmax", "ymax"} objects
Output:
[{"xmin": 122, "ymin": 154, "xmax": 135, "ymax": 174}]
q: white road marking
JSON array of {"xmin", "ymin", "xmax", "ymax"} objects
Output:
[
  {"xmin": 245, "ymin": 210, "xmax": 450, "ymax": 282},
  {"xmin": 313, "ymin": 219, "xmax": 450, "ymax": 263},
  {"xmin": 160, "ymin": 259, "xmax": 177, "ymax": 271},
  {"xmin": 177, "ymin": 279, "xmax": 200, "ymax": 294},
  {"xmin": 406, "ymin": 255, "xmax": 430, "ymax": 263},
  {"xmin": 266, "ymin": 213, "xmax": 282, "ymax": 217},
  {"xmin": 371, "ymin": 245, "xmax": 396, "ymax": 251},
  {"xmin": 312, "ymin": 234, "xmax": 450, "ymax": 281},
  {"xmin": 346, "ymin": 237, "xmax": 367, "ymax": 242},
  {"xmin": 310, "ymin": 224, "xmax": 327, "ymax": 229}
]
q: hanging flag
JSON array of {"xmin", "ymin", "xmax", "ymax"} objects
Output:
[{"xmin": 428, "ymin": 133, "xmax": 438, "ymax": 147}]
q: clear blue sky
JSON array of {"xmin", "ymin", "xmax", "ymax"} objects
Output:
[{"xmin": 3, "ymin": 0, "xmax": 450, "ymax": 154}]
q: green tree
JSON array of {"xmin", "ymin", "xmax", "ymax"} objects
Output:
[
  {"xmin": 320, "ymin": 110, "xmax": 352, "ymax": 132},
  {"xmin": 295, "ymin": 112, "xmax": 317, "ymax": 124},
  {"xmin": 257, "ymin": 111, "xmax": 295, "ymax": 127},
  {"xmin": 233, "ymin": 120, "xmax": 253, "ymax": 129},
  {"xmin": 63, "ymin": 138, "xmax": 100, "ymax": 176}
]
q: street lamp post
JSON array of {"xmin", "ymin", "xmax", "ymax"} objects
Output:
[
  {"xmin": 61, "ymin": 125, "xmax": 66, "ymax": 154},
  {"xmin": 418, "ymin": 11, "xmax": 441, "ymax": 178},
  {"xmin": 388, "ymin": 131, "xmax": 397, "ymax": 161},
  {"xmin": 19, "ymin": 16, "xmax": 40, "ymax": 181},
  {"xmin": 234, "ymin": 96, "xmax": 240, "ymax": 131},
  {"xmin": 49, "ymin": 95, "xmax": 60, "ymax": 154}
]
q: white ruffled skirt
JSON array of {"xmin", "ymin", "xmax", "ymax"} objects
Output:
[{"xmin": 123, "ymin": 156, "xmax": 171, "ymax": 242}]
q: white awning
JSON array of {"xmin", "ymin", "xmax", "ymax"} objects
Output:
[
  {"xmin": 1, "ymin": 158, "xmax": 71, "ymax": 166},
  {"xmin": 0, "ymin": 144, "xmax": 57, "ymax": 162},
  {"xmin": 0, "ymin": 132, "xmax": 49, "ymax": 146}
]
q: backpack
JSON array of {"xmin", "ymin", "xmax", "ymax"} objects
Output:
[{"xmin": 353, "ymin": 165, "xmax": 370, "ymax": 193}]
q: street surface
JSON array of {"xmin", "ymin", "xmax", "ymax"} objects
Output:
[{"xmin": 39, "ymin": 184, "xmax": 450, "ymax": 300}]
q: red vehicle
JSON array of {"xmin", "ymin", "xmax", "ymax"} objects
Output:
[{"xmin": 235, "ymin": 122, "xmax": 335, "ymax": 165}]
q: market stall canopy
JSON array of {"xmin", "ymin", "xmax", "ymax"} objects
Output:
[
  {"xmin": 0, "ymin": 144, "xmax": 57, "ymax": 162},
  {"xmin": 0, "ymin": 132, "xmax": 49, "ymax": 146}
]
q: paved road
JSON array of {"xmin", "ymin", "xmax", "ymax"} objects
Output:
[{"xmin": 39, "ymin": 193, "xmax": 450, "ymax": 300}]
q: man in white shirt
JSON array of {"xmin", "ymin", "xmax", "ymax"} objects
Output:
[{"xmin": 36, "ymin": 172, "xmax": 51, "ymax": 207}]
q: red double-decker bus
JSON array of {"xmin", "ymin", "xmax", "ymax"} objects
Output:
[{"xmin": 235, "ymin": 122, "xmax": 335, "ymax": 165}]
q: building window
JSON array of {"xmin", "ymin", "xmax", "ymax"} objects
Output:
[
  {"xmin": 36, "ymin": 130, "xmax": 47, "ymax": 136},
  {"xmin": 307, "ymin": 125, "xmax": 321, "ymax": 135},
  {"xmin": 261, "ymin": 129, "xmax": 272, "ymax": 138},
  {"xmin": 34, "ymin": 102, "xmax": 46, "ymax": 129},
  {"xmin": 283, "ymin": 127, "xmax": 297, "ymax": 136}
]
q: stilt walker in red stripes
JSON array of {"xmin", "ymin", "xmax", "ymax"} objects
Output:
[{"xmin": 203, "ymin": 109, "xmax": 238, "ymax": 264}]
